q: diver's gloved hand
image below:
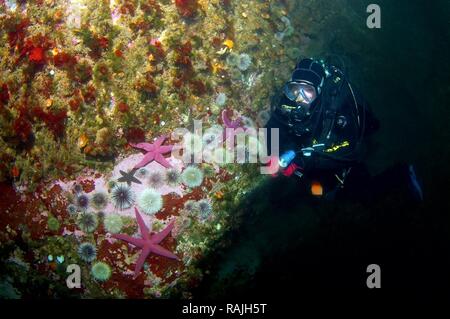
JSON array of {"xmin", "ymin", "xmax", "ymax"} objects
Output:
[
  {"xmin": 263, "ymin": 155, "xmax": 301, "ymax": 177},
  {"xmin": 281, "ymin": 162, "xmax": 300, "ymax": 177}
]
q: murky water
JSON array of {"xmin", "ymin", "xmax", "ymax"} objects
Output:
[{"xmin": 193, "ymin": 0, "xmax": 450, "ymax": 298}]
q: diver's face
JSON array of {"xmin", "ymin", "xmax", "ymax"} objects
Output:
[{"xmin": 284, "ymin": 81, "xmax": 317, "ymax": 108}]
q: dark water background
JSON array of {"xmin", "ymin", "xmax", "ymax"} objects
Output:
[{"xmin": 192, "ymin": 0, "xmax": 450, "ymax": 299}]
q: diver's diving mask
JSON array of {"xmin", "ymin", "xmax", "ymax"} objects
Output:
[{"xmin": 284, "ymin": 81, "xmax": 317, "ymax": 108}]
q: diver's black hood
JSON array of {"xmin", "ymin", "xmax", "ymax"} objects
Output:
[{"xmin": 292, "ymin": 58, "xmax": 326, "ymax": 88}]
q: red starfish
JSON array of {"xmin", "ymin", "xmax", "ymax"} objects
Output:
[
  {"xmin": 130, "ymin": 135, "xmax": 175, "ymax": 169},
  {"xmin": 112, "ymin": 208, "xmax": 179, "ymax": 279}
]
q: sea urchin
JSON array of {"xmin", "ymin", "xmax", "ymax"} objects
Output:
[
  {"xmin": 75, "ymin": 193, "xmax": 89, "ymax": 211},
  {"xmin": 137, "ymin": 188, "xmax": 163, "ymax": 215},
  {"xmin": 76, "ymin": 212, "xmax": 99, "ymax": 233},
  {"xmin": 103, "ymin": 214, "xmax": 123, "ymax": 234},
  {"xmin": 78, "ymin": 242, "xmax": 97, "ymax": 262},
  {"xmin": 91, "ymin": 261, "xmax": 112, "ymax": 282},
  {"xmin": 110, "ymin": 184, "xmax": 134, "ymax": 210},
  {"xmin": 165, "ymin": 168, "xmax": 181, "ymax": 186},
  {"xmin": 197, "ymin": 199, "xmax": 212, "ymax": 220},
  {"xmin": 91, "ymin": 192, "xmax": 108, "ymax": 210},
  {"xmin": 181, "ymin": 166, "xmax": 204, "ymax": 188},
  {"xmin": 148, "ymin": 171, "xmax": 165, "ymax": 189}
]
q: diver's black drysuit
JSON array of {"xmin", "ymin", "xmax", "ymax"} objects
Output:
[{"xmin": 265, "ymin": 59, "xmax": 421, "ymax": 202}]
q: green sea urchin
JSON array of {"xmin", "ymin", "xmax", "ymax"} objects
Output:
[
  {"xmin": 137, "ymin": 188, "xmax": 163, "ymax": 215},
  {"xmin": 148, "ymin": 171, "xmax": 165, "ymax": 189},
  {"xmin": 66, "ymin": 204, "xmax": 78, "ymax": 215},
  {"xmin": 78, "ymin": 242, "xmax": 97, "ymax": 262},
  {"xmin": 75, "ymin": 193, "xmax": 89, "ymax": 211},
  {"xmin": 91, "ymin": 192, "xmax": 108, "ymax": 210},
  {"xmin": 165, "ymin": 168, "xmax": 181, "ymax": 186},
  {"xmin": 76, "ymin": 212, "xmax": 99, "ymax": 233},
  {"xmin": 181, "ymin": 166, "xmax": 204, "ymax": 188},
  {"xmin": 104, "ymin": 214, "xmax": 123, "ymax": 234},
  {"xmin": 91, "ymin": 261, "xmax": 112, "ymax": 282},
  {"xmin": 110, "ymin": 184, "xmax": 134, "ymax": 210},
  {"xmin": 184, "ymin": 200, "xmax": 199, "ymax": 214},
  {"xmin": 197, "ymin": 199, "xmax": 212, "ymax": 220}
]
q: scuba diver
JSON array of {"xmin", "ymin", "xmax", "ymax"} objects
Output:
[{"xmin": 264, "ymin": 58, "xmax": 423, "ymax": 202}]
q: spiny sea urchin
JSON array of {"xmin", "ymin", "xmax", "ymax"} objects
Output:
[
  {"xmin": 184, "ymin": 200, "xmax": 199, "ymax": 214},
  {"xmin": 78, "ymin": 242, "xmax": 97, "ymax": 262},
  {"xmin": 181, "ymin": 166, "xmax": 204, "ymax": 188},
  {"xmin": 66, "ymin": 203, "xmax": 78, "ymax": 215},
  {"xmin": 76, "ymin": 212, "xmax": 99, "ymax": 233},
  {"xmin": 91, "ymin": 261, "xmax": 112, "ymax": 282},
  {"xmin": 165, "ymin": 168, "xmax": 181, "ymax": 187},
  {"xmin": 197, "ymin": 199, "xmax": 212, "ymax": 220},
  {"xmin": 110, "ymin": 184, "xmax": 134, "ymax": 210},
  {"xmin": 103, "ymin": 214, "xmax": 123, "ymax": 234},
  {"xmin": 148, "ymin": 171, "xmax": 165, "ymax": 189},
  {"xmin": 91, "ymin": 192, "xmax": 108, "ymax": 210},
  {"xmin": 137, "ymin": 188, "xmax": 163, "ymax": 215},
  {"xmin": 75, "ymin": 193, "xmax": 89, "ymax": 211}
]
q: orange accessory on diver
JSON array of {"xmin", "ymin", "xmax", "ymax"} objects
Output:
[{"xmin": 311, "ymin": 181, "xmax": 323, "ymax": 196}]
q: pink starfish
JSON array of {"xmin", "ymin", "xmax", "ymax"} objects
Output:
[
  {"xmin": 130, "ymin": 135, "xmax": 174, "ymax": 169},
  {"xmin": 221, "ymin": 109, "xmax": 246, "ymax": 148},
  {"xmin": 112, "ymin": 208, "xmax": 179, "ymax": 279}
]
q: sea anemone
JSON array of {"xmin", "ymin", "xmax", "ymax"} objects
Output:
[
  {"xmin": 197, "ymin": 199, "xmax": 212, "ymax": 220},
  {"xmin": 47, "ymin": 216, "xmax": 60, "ymax": 232},
  {"xmin": 184, "ymin": 200, "xmax": 199, "ymax": 214},
  {"xmin": 226, "ymin": 52, "xmax": 240, "ymax": 67},
  {"xmin": 91, "ymin": 261, "xmax": 112, "ymax": 282},
  {"xmin": 76, "ymin": 212, "xmax": 99, "ymax": 233},
  {"xmin": 147, "ymin": 171, "xmax": 165, "ymax": 189},
  {"xmin": 165, "ymin": 168, "xmax": 181, "ymax": 187},
  {"xmin": 215, "ymin": 92, "xmax": 227, "ymax": 106},
  {"xmin": 136, "ymin": 167, "xmax": 149, "ymax": 179},
  {"xmin": 104, "ymin": 214, "xmax": 123, "ymax": 234},
  {"xmin": 181, "ymin": 166, "xmax": 204, "ymax": 188},
  {"xmin": 237, "ymin": 53, "xmax": 252, "ymax": 71},
  {"xmin": 137, "ymin": 188, "xmax": 163, "ymax": 215},
  {"xmin": 78, "ymin": 242, "xmax": 97, "ymax": 262},
  {"xmin": 110, "ymin": 184, "xmax": 134, "ymax": 210},
  {"xmin": 91, "ymin": 192, "xmax": 108, "ymax": 210},
  {"xmin": 75, "ymin": 193, "xmax": 89, "ymax": 211},
  {"xmin": 67, "ymin": 204, "xmax": 78, "ymax": 215}
]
